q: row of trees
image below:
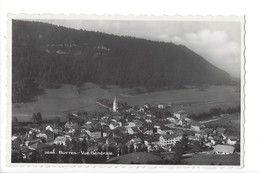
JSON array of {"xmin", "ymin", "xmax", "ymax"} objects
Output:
[
  {"xmin": 32, "ymin": 112, "xmax": 42, "ymax": 123},
  {"xmin": 188, "ymin": 105, "xmax": 240, "ymax": 121}
]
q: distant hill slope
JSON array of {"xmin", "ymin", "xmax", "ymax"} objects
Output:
[{"xmin": 12, "ymin": 20, "xmax": 231, "ymax": 102}]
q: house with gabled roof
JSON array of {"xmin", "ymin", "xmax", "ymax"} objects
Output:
[
  {"xmin": 166, "ymin": 117, "xmax": 178, "ymax": 123},
  {"xmin": 158, "ymin": 126, "xmax": 173, "ymax": 135},
  {"xmin": 133, "ymin": 119, "xmax": 143, "ymax": 128},
  {"xmin": 188, "ymin": 135, "xmax": 200, "ymax": 141},
  {"xmin": 125, "ymin": 122, "xmax": 136, "ymax": 128},
  {"xmin": 126, "ymin": 126, "xmax": 140, "ymax": 134},
  {"xmin": 226, "ymin": 136, "xmax": 238, "ymax": 146},
  {"xmin": 159, "ymin": 132, "xmax": 183, "ymax": 146},
  {"xmin": 126, "ymin": 137, "xmax": 143, "ymax": 151},
  {"xmin": 139, "ymin": 106, "xmax": 145, "ymax": 113},
  {"xmin": 36, "ymin": 133, "xmax": 47, "ymax": 141},
  {"xmin": 65, "ymin": 121, "xmax": 79, "ymax": 131},
  {"xmin": 113, "ymin": 126, "xmax": 128, "ymax": 134},
  {"xmin": 125, "ymin": 138, "xmax": 142, "ymax": 146},
  {"xmin": 81, "ymin": 123, "xmax": 93, "ymax": 130},
  {"xmin": 79, "ymin": 132, "xmax": 90, "ymax": 141},
  {"xmin": 190, "ymin": 121, "xmax": 202, "ymax": 132},
  {"xmin": 144, "ymin": 129, "xmax": 153, "ymax": 135},
  {"xmin": 89, "ymin": 127, "xmax": 106, "ymax": 139},
  {"xmin": 195, "ymin": 131, "xmax": 208, "ymax": 139},
  {"xmin": 145, "ymin": 119, "xmax": 152, "ymax": 123},
  {"xmin": 54, "ymin": 135, "xmax": 71, "ymax": 146},
  {"xmin": 106, "ymin": 137, "xmax": 116, "ymax": 145},
  {"xmin": 174, "ymin": 110, "xmax": 188, "ymax": 120},
  {"xmin": 158, "ymin": 103, "xmax": 166, "ymax": 109}
]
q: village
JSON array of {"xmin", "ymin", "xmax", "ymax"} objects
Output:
[{"xmin": 11, "ymin": 98, "xmax": 240, "ymax": 164}]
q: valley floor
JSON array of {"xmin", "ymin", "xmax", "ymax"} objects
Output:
[{"xmin": 12, "ymin": 83, "xmax": 240, "ymax": 122}]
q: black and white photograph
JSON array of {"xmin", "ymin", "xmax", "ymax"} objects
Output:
[{"xmin": 10, "ymin": 16, "xmax": 244, "ymax": 166}]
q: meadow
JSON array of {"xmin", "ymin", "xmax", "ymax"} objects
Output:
[
  {"xmin": 12, "ymin": 83, "xmax": 240, "ymax": 122},
  {"xmin": 181, "ymin": 153, "xmax": 240, "ymax": 165}
]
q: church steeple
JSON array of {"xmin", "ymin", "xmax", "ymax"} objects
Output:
[{"xmin": 113, "ymin": 97, "xmax": 118, "ymax": 112}]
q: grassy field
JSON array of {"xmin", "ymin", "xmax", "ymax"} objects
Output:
[
  {"xmin": 181, "ymin": 153, "xmax": 240, "ymax": 165},
  {"xmin": 12, "ymin": 83, "xmax": 240, "ymax": 122},
  {"xmin": 106, "ymin": 152, "xmax": 162, "ymax": 164}
]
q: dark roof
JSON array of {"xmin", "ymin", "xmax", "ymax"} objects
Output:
[
  {"xmin": 114, "ymin": 126, "xmax": 127, "ymax": 132},
  {"xmin": 71, "ymin": 130, "xmax": 81, "ymax": 138},
  {"xmin": 45, "ymin": 130, "xmax": 54, "ymax": 135},
  {"xmin": 131, "ymin": 127, "xmax": 140, "ymax": 133},
  {"xmin": 106, "ymin": 137, "xmax": 115, "ymax": 143},
  {"xmin": 161, "ymin": 133, "xmax": 183, "ymax": 139},
  {"xmin": 29, "ymin": 142, "xmax": 49, "ymax": 150},
  {"xmin": 144, "ymin": 136, "xmax": 159, "ymax": 143},
  {"xmin": 228, "ymin": 136, "xmax": 238, "ymax": 141},
  {"xmin": 102, "ymin": 126, "xmax": 111, "ymax": 132},
  {"xmin": 160, "ymin": 126, "xmax": 172, "ymax": 130},
  {"xmin": 89, "ymin": 127, "xmax": 102, "ymax": 132},
  {"xmin": 174, "ymin": 110, "xmax": 187, "ymax": 114},
  {"xmin": 132, "ymin": 138, "xmax": 142, "ymax": 143}
]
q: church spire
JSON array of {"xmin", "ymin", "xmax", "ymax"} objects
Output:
[{"xmin": 113, "ymin": 97, "xmax": 118, "ymax": 112}]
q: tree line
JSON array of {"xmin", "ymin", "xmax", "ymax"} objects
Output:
[{"xmin": 188, "ymin": 105, "xmax": 240, "ymax": 121}]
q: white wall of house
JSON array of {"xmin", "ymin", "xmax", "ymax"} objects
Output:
[
  {"xmin": 126, "ymin": 127, "xmax": 134, "ymax": 134},
  {"xmin": 174, "ymin": 112, "xmax": 187, "ymax": 120},
  {"xmin": 159, "ymin": 136, "xmax": 182, "ymax": 146},
  {"xmin": 227, "ymin": 139, "xmax": 237, "ymax": 145},
  {"xmin": 191, "ymin": 125, "xmax": 200, "ymax": 131},
  {"xmin": 158, "ymin": 104, "xmax": 165, "ymax": 109}
]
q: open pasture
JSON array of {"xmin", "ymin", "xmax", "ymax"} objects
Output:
[{"xmin": 12, "ymin": 83, "xmax": 240, "ymax": 122}]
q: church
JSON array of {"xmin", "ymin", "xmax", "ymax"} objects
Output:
[{"xmin": 113, "ymin": 97, "xmax": 118, "ymax": 112}]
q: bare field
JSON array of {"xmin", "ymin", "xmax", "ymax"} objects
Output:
[{"xmin": 12, "ymin": 83, "xmax": 240, "ymax": 122}]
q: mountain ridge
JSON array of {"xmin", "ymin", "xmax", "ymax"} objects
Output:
[{"xmin": 12, "ymin": 20, "xmax": 232, "ymax": 103}]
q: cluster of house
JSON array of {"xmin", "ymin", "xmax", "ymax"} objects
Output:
[{"xmin": 11, "ymin": 99, "xmax": 240, "ymax": 161}]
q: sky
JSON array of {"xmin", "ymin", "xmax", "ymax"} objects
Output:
[{"xmin": 37, "ymin": 19, "xmax": 242, "ymax": 78}]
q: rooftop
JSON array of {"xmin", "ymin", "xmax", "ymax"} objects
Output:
[
  {"xmin": 161, "ymin": 133, "xmax": 183, "ymax": 139},
  {"xmin": 213, "ymin": 144, "xmax": 235, "ymax": 153},
  {"xmin": 174, "ymin": 110, "xmax": 187, "ymax": 114}
]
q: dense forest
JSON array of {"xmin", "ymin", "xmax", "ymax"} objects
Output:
[{"xmin": 12, "ymin": 20, "xmax": 232, "ymax": 103}]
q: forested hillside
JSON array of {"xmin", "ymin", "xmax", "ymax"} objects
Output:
[{"xmin": 12, "ymin": 20, "xmax": 232, "ymax": 103}]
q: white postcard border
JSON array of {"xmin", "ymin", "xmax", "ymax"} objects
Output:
[{"xmin": 3, "ymin": 14, "xmax": 245, "ymax": 171}]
